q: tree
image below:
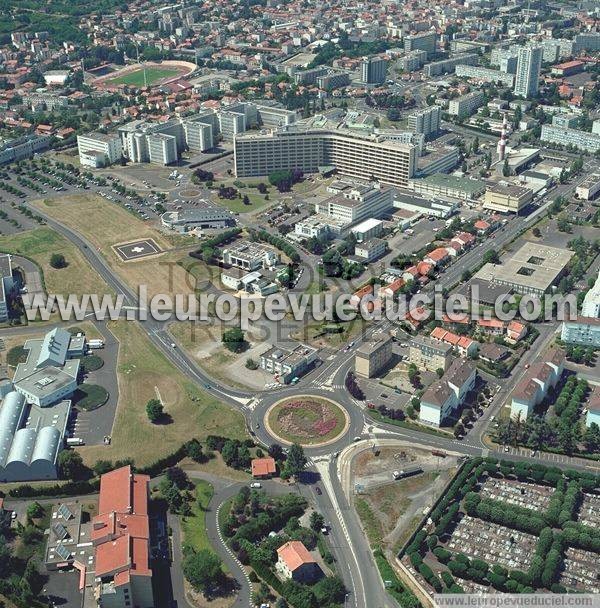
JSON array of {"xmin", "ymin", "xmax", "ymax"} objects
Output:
[
  {"xmin": 58, "ymin": 450, "xmax": 88, "ymax": 480},
  {"xmin": 146, "ymin": 398, "xmax": 163, "ymax": 423},
  {"xmin": 245, "ymin": 357, "xmax": 259, "ymax": 370},
  {"xmin": 242, "ymin": 194, "xmax": 250, "ymax": 206},
  {"xmin": 183, "ymin": 549, "xmax": 223, "ymax": 594},
  {"xmin": 310, "ymin": 511, "xmax": 325, "ymax": 531},
  {"xmin": 93, "ymin": 459, "xmax": 114, "ymax": 476},
  {"xmin": 268, "ymin": 443, "xmax": 285, "ymax": 461},
  {"xmin": 159, "ymin": 478, "xmax": 183, "ymax": 512},
  {"xmin": 483, "ymin": 249, "xmax": 500, "ymax": 264},
  {"xmin": 166, "ymin": 466, "xmax": 189, "ymax": 490},
  {"xmin": 285, "ymin": 443, "xmax": 307, "ymax": 477},
  {"xmin": 314, "ymin": 576, "xmax": 346, "ymax": 605},
  {"xmin": 26, "ymin": 501, "xmax": 44, "ymax": 520},
  {"xmin": 222, "ymin": 327, "xmax": 246, "ymax": 353},
  {"xmin": 387, "ymin": 107, "xmax": 400, "ymax": 121},
  {"xmin": 186, "ymin": 439, "xmax": 205, "ymax": 463},
  {"xmin": 50, "ymin": 253, "xmax": 67, "ymax": 269}
]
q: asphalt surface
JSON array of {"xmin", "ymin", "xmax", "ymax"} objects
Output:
[{"xmin": 3, "ymin": 155, "xmax": 599, "ymax": 608}]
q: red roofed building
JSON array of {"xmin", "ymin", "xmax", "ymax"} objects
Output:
[
  {"xmin": 251, "ymin": 457, "xmax": 276, "ymax": 478},
  {"xmin": 92, "ymin": 466, "xmax": 154, "ymax": 608},
  {"xmin": 430, "ymin": 327, "xmax": 478, "ymax": 357},
  {"xmin": 506, "ymin": 321, "xmax": 527, "ymax": 342},
  {"xmin": 276, "ymin": 541, "xmax": 323, "ymax": 583},
  {"xmin": 474, "ymin": 219, "xmax": 491, "ymax": 234},
  {"xmin": 477, "ymin": 318, "xmax": 505, "ymax": 335},
  {"xmin": 424, "ymin": 247, "xmax": 450, "ymax": 266}
]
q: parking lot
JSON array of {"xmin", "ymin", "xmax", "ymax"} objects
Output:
[{"xmin": 65, "ymin": 326, "xmax": 119, "ymax": 446}]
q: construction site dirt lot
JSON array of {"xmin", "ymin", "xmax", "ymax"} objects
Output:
[{"xmin": 353, "ymin": 446, "xmax": 459, "ymax": 552}]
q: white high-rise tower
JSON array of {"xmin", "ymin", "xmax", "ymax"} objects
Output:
[{"xmin": 514, "ymin": 46, "xmax": 542, "ymax": 98}]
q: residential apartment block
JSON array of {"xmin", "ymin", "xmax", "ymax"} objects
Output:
[
  {"xmin": 541, "ymin": 124, "xmax": 600, "ymax": 154},
  {"xmin": 561, "ymin": 317, "xmax": 600, "ymax": 348},
  {"xmin": 355, "ymin": 335, "xmax": 393, "ymax": 378},
  {"xmin": 448, "ymin": 91, "xmax": 485, "ymax": 118},
  {"xmin": 409, "ymin": 335, "xmax": 453, "ymax": 373},
  {"xmin": 510, "ymin": 348, "xmax": 565, "ymax": 420},
  {"xmin": 420, "ymin": 360, "xmax": 477, "ymax": 426},
  {"xmin": 407, "ymin": 106, "xmax": 441, "ymax": 138},
  {"xmin": 424, "ymin": 53, "xmax": 479, "ymax": 77}
]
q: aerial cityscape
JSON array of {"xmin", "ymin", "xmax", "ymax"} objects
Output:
[{"xmin": 0, "ymin": 0, "xmax": 599, "ymax": 607}]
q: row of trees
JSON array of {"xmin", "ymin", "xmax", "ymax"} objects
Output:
[{"xmin": 249, "ymin": 228, "xmax": 301, "ymax": 263}]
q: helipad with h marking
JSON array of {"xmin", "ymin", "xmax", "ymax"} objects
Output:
[{"xmin": 114, "ymin": 239, "xmax": 162, "ymax": 261}]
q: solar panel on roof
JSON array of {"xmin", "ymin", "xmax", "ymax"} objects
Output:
[
  {"xmin": 58, "ymin": 503, "xmax": 73, "ymax": 521},
  {"xmin": 55, "ymin": 545, "xmax": 71, "ymax": 560},
  {"xmin": 52, "ymin": 522, "xmax": 69, "ymax": 541}
]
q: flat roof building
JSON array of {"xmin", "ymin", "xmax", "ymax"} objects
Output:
[
  {"xmin": 161, "ymin": 206, "xmax": 235, "ymax": 233},
  {"xmin": 234, "ymin": 125, "xmax": 417, "ymax": 189},
  {"xmin": 576, "ymin": 173, "xmax": 600, "ymax": 201},
  {"xmin": 408, "ymin": 174, "xmax": 485, "ymax": 201},
  {"xmin": 77, "ymin": 133, "xmax": 123, "ymax": 168},
  {"xmin": 393, "ymin": 190, "xmax": 458, "ymax": 218},
  {"xmin": 14, "ymin": 328, "xmax": 82, "ymax": 407},
  {"xmin": 221, "ymin": 241, "xmax": 279, "ymax": 271},
  {"xmin": 483, "ymin": 183, "xmax": 533, "ymax": 214},
  {"xmin": 260, "ymin": 343, "xmax": 318, "ymax": 384},
  {"xmin": 474, "ymin": 242, "xmax": 573, "ymax": 296}
]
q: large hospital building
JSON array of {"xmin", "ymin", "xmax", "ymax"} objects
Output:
[{"xmin": 233, "ymin": 126, "xmax": 418, "ymax": 188}]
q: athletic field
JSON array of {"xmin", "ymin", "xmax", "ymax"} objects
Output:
[{"xmin": 103, "ymin": 66, "xmax": 181, "ymax": 87}]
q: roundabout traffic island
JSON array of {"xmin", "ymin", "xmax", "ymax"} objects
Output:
[{"xmin": 265, "ymin": 396, "xmax": 350, "ymax": 447}]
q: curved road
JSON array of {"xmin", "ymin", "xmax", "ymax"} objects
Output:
[{"xmin": 14, "ymin": 173, "xmax": 600, "ymax": 608}]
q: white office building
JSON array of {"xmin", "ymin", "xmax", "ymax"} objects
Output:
[
  {"xmin": 77, "ymin": 133, "xmax": 123, "ymax": 168},
  {"xmin": 234, "ymin": 126, "xmax": 417, "ymax": 188}
]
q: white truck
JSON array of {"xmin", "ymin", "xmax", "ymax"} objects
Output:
[
  {"xmin": 66, "ymin": 437, "xmax": 84, "ymax": 446},
  {"xmin": 88, "ymin": 339, "xmax": 104, "ymax": 350}
]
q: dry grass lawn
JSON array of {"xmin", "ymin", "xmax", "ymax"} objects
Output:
[
  {"xmin": 79, "ymin": 320, "xmax": 247, "ymax": 468},
  {"xmin": 169, "ymin": 320, "xmax": 269, "ymax": 390},
  {"xmin": 31, "ymin": 194, "xmax": 197, "ymax": 300},
  {"xmin": 0, "ymin": 227, "xmax": 111, "ymax": 298}
]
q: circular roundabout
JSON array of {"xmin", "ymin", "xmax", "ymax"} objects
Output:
[{"xmin": 264, "ymin": 395, "xmax": 350, "ymax": 447}]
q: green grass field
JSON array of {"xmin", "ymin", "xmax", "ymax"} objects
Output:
[
  {"xmin": 181, "ymin": 480, "xmax": 214, "ymax": 553},
  {"xmin": 105, "ymin": 66, "xmax": 180, "ymax": 87}
]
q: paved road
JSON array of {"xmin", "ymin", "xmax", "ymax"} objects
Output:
[{"xmin": 7, "ymin": 159, "xmax": 599, "ymax": 607}]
